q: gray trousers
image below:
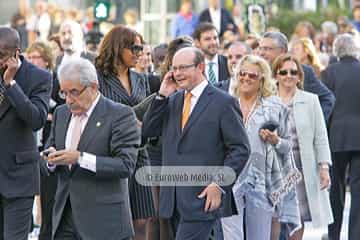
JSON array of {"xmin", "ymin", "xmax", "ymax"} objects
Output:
[{"xmin": 221, "ymin": 202, "xmax": 273, "ymax": 240}]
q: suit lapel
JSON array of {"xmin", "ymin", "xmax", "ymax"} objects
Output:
[
  {"xmin": 174, "ymin": 91, "xmax": 184, "ymax": 137},
  {"xmin": 57, "ymin": 108, "xmax": 72, "ymax": 151},
  {"xmin": 180, "ymin": 86, "xmax": 213, "ymax": 139},
  {"xmin": 77, "ymin": 96, "xmax": 107, "ymax": 151}
]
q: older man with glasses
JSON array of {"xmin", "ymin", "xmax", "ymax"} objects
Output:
[
  {"xmin": 257, "ymin": 31, "xmax": 335, "ymax": 122},
  {"xmin": 43, "ymin": 57, "xmax": 140, "ymax": 240}
]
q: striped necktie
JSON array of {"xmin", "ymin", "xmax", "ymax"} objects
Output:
[{"xmin": 208, "ymin": 62, "xmax": 217, "ymax": 85}]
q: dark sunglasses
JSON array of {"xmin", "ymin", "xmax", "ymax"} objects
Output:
[
  {"xmin": 278, "ymin": 69, "xmax": 298, "ymax": 76},
  {"xmin": 238, "ymin": 70, "xmax": 261, "ymax": 80},
  {"xmin": 129, "ymin": 45, "xmax": 143, "ymax": 54}
]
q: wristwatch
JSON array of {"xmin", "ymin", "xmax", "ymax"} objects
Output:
[
  {"xmin": 155, "ymin": 92, "xmax": 166, "ymax": 100},
  {"xmin": 5, "ymin": 80, "xmax": 16, "ymax": 88}
]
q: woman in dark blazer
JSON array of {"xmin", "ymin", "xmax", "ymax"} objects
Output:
[{"xmin": 94, "ymin": 25, "xmax": 155, "ymax": 240}]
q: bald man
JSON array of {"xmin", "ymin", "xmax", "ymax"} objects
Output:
[
  {"xmin": 143, "ymin": 47, "xmax": 250, "ymax": 239},
  {"xmin": 0, "ymin": 27, "xmax": 51, "ymax": 239}
]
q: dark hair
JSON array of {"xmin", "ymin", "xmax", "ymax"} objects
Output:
[
  {"xmin": 192, "ymin": 22, "xmax": 218, "ymax": 41},
  {"xmin": 95, "ymin": 24, "xmax": 143, "ymax": 76},
  {"xmin": 160, "ymin": 36, "xmax": 193, "ymax": 80},
  {"xmin": 48, "ymin": 34, "xmax": 64, "ymax": 52},
  {"xmin": 0, "ymin": 27, "xmax": 20, "ymax": 49}
]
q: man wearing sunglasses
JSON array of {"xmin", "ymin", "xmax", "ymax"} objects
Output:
[
  {"xmin": 43, "ymin": 57, "xmax": 140, "ymax": 240},
  {"xmin": 0, "ymin": 27, "xmax": 51, "ymax": 240},
  {"xmin": 258, "ymin": 31, "xmax": 335, "ymax": 122},
  {"xmin": 142, "ymin": 47, "xmax": 250, "ymax": 240}
]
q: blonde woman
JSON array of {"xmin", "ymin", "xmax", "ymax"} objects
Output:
[
  {"xmin": 290, "ymin": 38, "xmax": 325, "ymax": 78},
  {"xmin": 221, "ymin": 54, "xmax": 301, "ymax": 240}
]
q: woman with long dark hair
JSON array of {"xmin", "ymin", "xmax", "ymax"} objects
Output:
[{"xmin": 95, "ymin": 25, "xmax": 155, "ymax": 240}]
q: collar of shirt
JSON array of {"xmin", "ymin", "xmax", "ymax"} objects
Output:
[
  {"xmin": 205, "ymin": 54, "xmax": 218, "ymax": 66},
  {"xmin": 184, "ymin": 80, "xmax": 208, "ymax": 113}
]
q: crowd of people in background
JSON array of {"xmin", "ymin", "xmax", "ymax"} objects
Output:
[{"xmin": 1, "ymin": 0, "xmax": 360, "ymax": 239}]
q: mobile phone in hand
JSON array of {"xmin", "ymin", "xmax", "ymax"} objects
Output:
[{"xmin": 260, "ymin": 121, "xmax": 279, "ymax": 132}]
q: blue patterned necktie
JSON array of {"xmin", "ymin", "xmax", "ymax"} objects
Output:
[{"xmin": 208, "ymin": 62, "xmax": 217, "ymax": 85}]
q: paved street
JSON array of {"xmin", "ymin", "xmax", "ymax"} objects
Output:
[
  {"xmin": 28, "ymin": 192, "xmax": 351, "ymax": 240},
  {"xmin": 303, "ymin": 192, "xmax": 350, "ymax": 240}
]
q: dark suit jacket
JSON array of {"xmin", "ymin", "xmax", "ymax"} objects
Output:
[
  {"xmin": 302, "ymin": 64, "xmax": 335, "ymax": 122},
  {"xmin": 0, "ymin": 56, "xmax": 51, "ymax": 198},
  {"xmin": 199, "ymin": 8, "xmax": 238, "ymax": 37},
  {"xmin": 48, "ymin": 96, "xmax": 140, "ymax": 240},
  {"xmin": 321, "ymin": 56, "xmax": 360, "ymax": 152},
  {"xmin": 218, "ymin": 55, "xmax": 230, "ymax": 82},
  {"xmin": 142, "ymin": 84, "xmax": 250, "ymax": 221}
]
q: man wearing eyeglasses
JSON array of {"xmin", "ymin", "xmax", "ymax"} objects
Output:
[
  {"xmin": 257, "ymin": 31, "xmax": 335, "ymax": 122},
  {"xmin": 0, "ymin": 27, "xmax": 51, "ymax": 240},
  {"xmin": 216, "ymin": 41, "xmax": 252, "ymax": 92},
  {"xmin": 42, "ymin": 57, "xmax": 140, "ymax": 240},
  {"xmin": 142, "ymin": 47, "xmax": 250, "ymax": 240}
]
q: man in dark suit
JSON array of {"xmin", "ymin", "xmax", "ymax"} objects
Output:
[
  {"xmin": 142, "ymin": 47, "xmax": 250, "ymax": 239},
  {"xmin": 43, "ymin": 57, "xmax": 140, "ymax": 240},
  {"xmin": 193, "ymin": 22, "xmax": 230, "ymax": 84},
  {"xmin": 322, "ymin": 34, "xmax": 360, "ymax": 240},
  {"xmin": 199, "ymin": 0, "xmax": 238, "ymax": 37},
  {"xmin": 0, "ymin": 27, "xmax": 51, "ymax": 239},
  {"xmin": 258, "ymin": 31, "xmax": 335, "ymax": 122}
]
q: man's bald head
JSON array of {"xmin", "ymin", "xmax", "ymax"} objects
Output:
[{"xmin": 0, "ymin": 27, "xmax": 20, "ymax": 49}]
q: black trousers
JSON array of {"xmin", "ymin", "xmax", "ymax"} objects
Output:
[
  {"xmin": 328, "ymin": 151, "xmax": 360, "ymax": 240},
  {"xmin": 54, "ymin": 200, "xmax": 82, "ymax": 240},
  {"xmin": 0, "ymin": 195, "xmax": 34, "ymax": 240},
  {"xmin": 38, "ymin": 171, "xmax": 57, "ymax": 240}
]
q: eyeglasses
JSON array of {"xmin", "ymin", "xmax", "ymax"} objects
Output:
[
  {"xmin": 128, "ymin": 45, "xmax": 143, "ymax": 54},
  {"xmin": 59, "ymin": 86, "xmax": 87, "ymax": 99},
  {"xmin": 278, "ymin": 69, "xmax": 298, "ymax": 76},
  {"xmin": 258, "ymin": 46, "xmax": 280, "ymax": 52},
  {"xmin": 238, "ymin": 70, "xmax": 261, "ymax": 80},
  {"xmin": 170, "ymin": 64, "xmax": 196, "ymax": 72}
]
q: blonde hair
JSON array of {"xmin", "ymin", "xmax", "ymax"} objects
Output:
[
  {"xmin": 291, "ymin": 37, "xmax": 324, "ymax": 76},
  {"xmin": 231, "ymin": 54, "xmax": 275, "ymax": 98}
]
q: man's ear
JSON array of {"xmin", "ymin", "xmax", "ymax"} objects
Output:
[{"xmin": 194, "ymin": 39, "xmax": 200, "ymax": 48}]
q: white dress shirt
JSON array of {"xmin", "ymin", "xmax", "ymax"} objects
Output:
[
  {"xmin": 65, "ymin": 93, "xmax": 101, "ymax": 172},
  {"xmin": 205, "ymin": 55, "xmax": 219, "ymax": 83},
  {"xmin": 209, "ymin": 7, "xmax": 221, "ymax": 33},
  {"xmin": 183, "ymin": 80, "xmax": 208, "ymax": 115}
]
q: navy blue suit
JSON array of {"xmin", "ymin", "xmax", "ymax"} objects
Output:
[
  {"xmin": 142, "ymin": 84, "xmax": 250, "ymax": 239},
  {"xmin": 0, "ymin": 56, "xmax": 51, "ymax": 239}
]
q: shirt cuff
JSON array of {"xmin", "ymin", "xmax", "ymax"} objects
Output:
[
  {"xmin": 47, "ymin": 163, "xmax": 56, "ymax": 172},
  {"xmin": 78, "ymin": 152, "xmax": 97, "ymax": 172},
  {"xmin": 211, "ymin": 182, "xmax": 226, "ymax": 195}
]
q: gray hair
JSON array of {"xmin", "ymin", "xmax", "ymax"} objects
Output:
[
  {"xmin": 333, "ymin": 33, "xmax": 359, "ymax": 58},
  {"xmin": 262, "ymin": 31, "xmax": 289, "ymax": 51},
  {"xmin": 228, "ymin": 41, "xmax": 252, "ymax": 54},
  {"xmin": 58, "ymin": 57, "xmax": 98, "ymax": 86},
  {"xmin": 321, "ymin": 21, "xmax": 338, "ymax": 35}
]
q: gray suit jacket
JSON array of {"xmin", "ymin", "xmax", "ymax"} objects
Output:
[
  {"xmin": 142, "ymin": 84, "xmax": 250, "ymax": 221},
  {"xmin": 47, "ymin": 96, "xmax": 140, "ymax": 240}
]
